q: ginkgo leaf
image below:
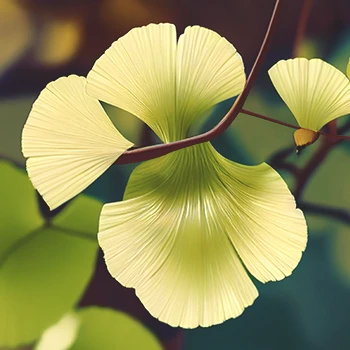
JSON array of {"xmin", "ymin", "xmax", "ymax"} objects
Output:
[
  {"xmin": 87, "ymin": 23, "xmax": 245, "ymax": 142},
  {"xmin": 0, "ymin": 161, "xmax": 100, "ymax": 347},
  {"xmin": 347, "ymin": 57, "xmax": 350, "ymax": 79},
  {"xmin": 268, "ymin": 58, "xmax": 350, "ymax": 131},
  {"xmin": 22, "ymin": 75, "xmax": 133, "ymax": 210},
  {"xmin": 87, "ymin": 23, "xmax": 176, "ymax": 142},
  {"xmin": 98, "ymin": 143, "xmax": 307, "ymax": 328},
  {"xmin": 175, "ymin": 25, "xmax": 245, "ymax": 139}
]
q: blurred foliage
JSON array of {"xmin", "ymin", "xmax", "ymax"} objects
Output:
[
  {"xmin": 70, "ymin": 307, "xmax": 161, "ymax": 350},
  {"xmin": 0, "ymin": 97, "xmax": 34, "ymax": 165},
  {"xmin": 331, "ymin": 223, "xmax": 350, "ymax": 286},
  {"xmin": 0, "ymin": 0, "xmax": 33, "ymax": 77},
  {"xmin": 34, "ymin": 16, "xmax": 82, "ymax": 66},
  {"xmin": 34, "ymin": 307, "xmax": 161, "ymax": 350},
  {"xmin": 0, "ymin": 161, "xmax": 100, "ymax": 347}
]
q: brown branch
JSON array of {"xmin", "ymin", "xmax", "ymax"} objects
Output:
[
  {"xmin": 299, "ymin": 201, "xmax": 350, "ymax": 225},
  {"xmin": 115, "ymin": 0, "xmax": 282, "ymax": 165},
  {"xmin": 293, "ymin": 0, "xmax": 313, "ymax": 57},
  {"xmin": 269, "ymin": 118, "xmax": 349, "ymax": 200},
  {"xmin": 292, "ymin": 117, "xmax": 349, "ymax": 199},
  {"xmin": 268, "ymin": 146, "xmax": 300, "ymax": 176}
]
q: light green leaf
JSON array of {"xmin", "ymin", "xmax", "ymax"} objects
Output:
[
  {"xmin": 0, "ymin": 226, "xmax": 97, "ymax": 348},
  {"xmin": 22, "ymin": 75, "xmax": 133, "ymax": 211},
  {"xmin": 0, "ymin": 161, "xmax": 100, "ymax": 347},
  {"xmin": 269, "ymin": 58, "xmax": 350, "ymax": 131},
  {"xmin": 87, "ymin": 23, "xmax": 245, "ymax": 142},
  {"xmin": 99, "ymin": 142, "xmax": 306, "ymax": 328},
  {"xmin": 70, "ymin": 307, "xmax": 161, "ymax": 350},
  {"xmin": 0, "ymin": 161, "xmax": 43, "ymax": 258}
]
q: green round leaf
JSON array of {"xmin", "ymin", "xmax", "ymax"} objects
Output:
[
  {"xmin": 0, "ymin": 161, "xmax": 100, "ymax": 347},
  {"xmin": 70, "ymin": 307, "xmax": 162, "ymax": 350},
  {"xmin": 52, "ymin": 196, "xmax": 102, "ymax": 238},
  {"xmin": 0, "ymin": 161, "xmax": 43, "ymax": 258}
]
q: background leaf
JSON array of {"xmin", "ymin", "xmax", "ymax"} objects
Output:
[
  {"xmin": 70, "ymin": 307, "xmax": 162, "ymax": 350},
  {"xmin": 0, "ymin": 161, "xmax": 101, "ymax": 347}
]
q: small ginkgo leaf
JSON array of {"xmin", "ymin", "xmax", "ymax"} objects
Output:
[
  {"xmin": 347, "ymin": 57, "xmax": 350, "ymax": 79},
  {"xmin": 87, "ymin": 23, "xmax": 245, "ymax": 142},
  {"xmin": 70, "ymin": 307, "xmax": 161, "ymax": 350},
  {"xmin": 99, "ymin": 143, "xmax": 307, "ymax": 328},
  {"xmin": 35, "ymin": 312, "xmax": 80, "ymax": 350},
  {"xmin": 269, "ymin": 58, "xmax": 350, "ymax": 131},
  {"xmin": 22, "ymin": 75, "xmax": 133, "ymax": 210}
]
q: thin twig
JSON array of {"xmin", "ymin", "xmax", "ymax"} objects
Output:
[
  {"xmin": 241, "ymin": 109, "xmax": 299, "ymax": 129},
  {"xmin": 269, "ymin": 118, "xmax": 349, "ymax": 200},
  {"xmin": 240, "ymin": 109, "xmax": 350, "ymax": 140},
  {"xmin": 299, "ymin": 201, "xmax": 350, "ymax": 225},
  {"xmin": 269, "ymin": 146, "xmax": 294, "ymax": 164},
  {"xmin": 293, "ymin": 0, "xmax": 313, "ymax": 57},
  {"xmin": 318, "ymin": 132, "xmax": 350, "ymax": 141},
  {"xmin": 268, "ymin": 146, "xmax": 299, "ymax": 176},
  {"xmin": 115, "ymin": 0, "xmax": 282, "ymax": 165}
]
